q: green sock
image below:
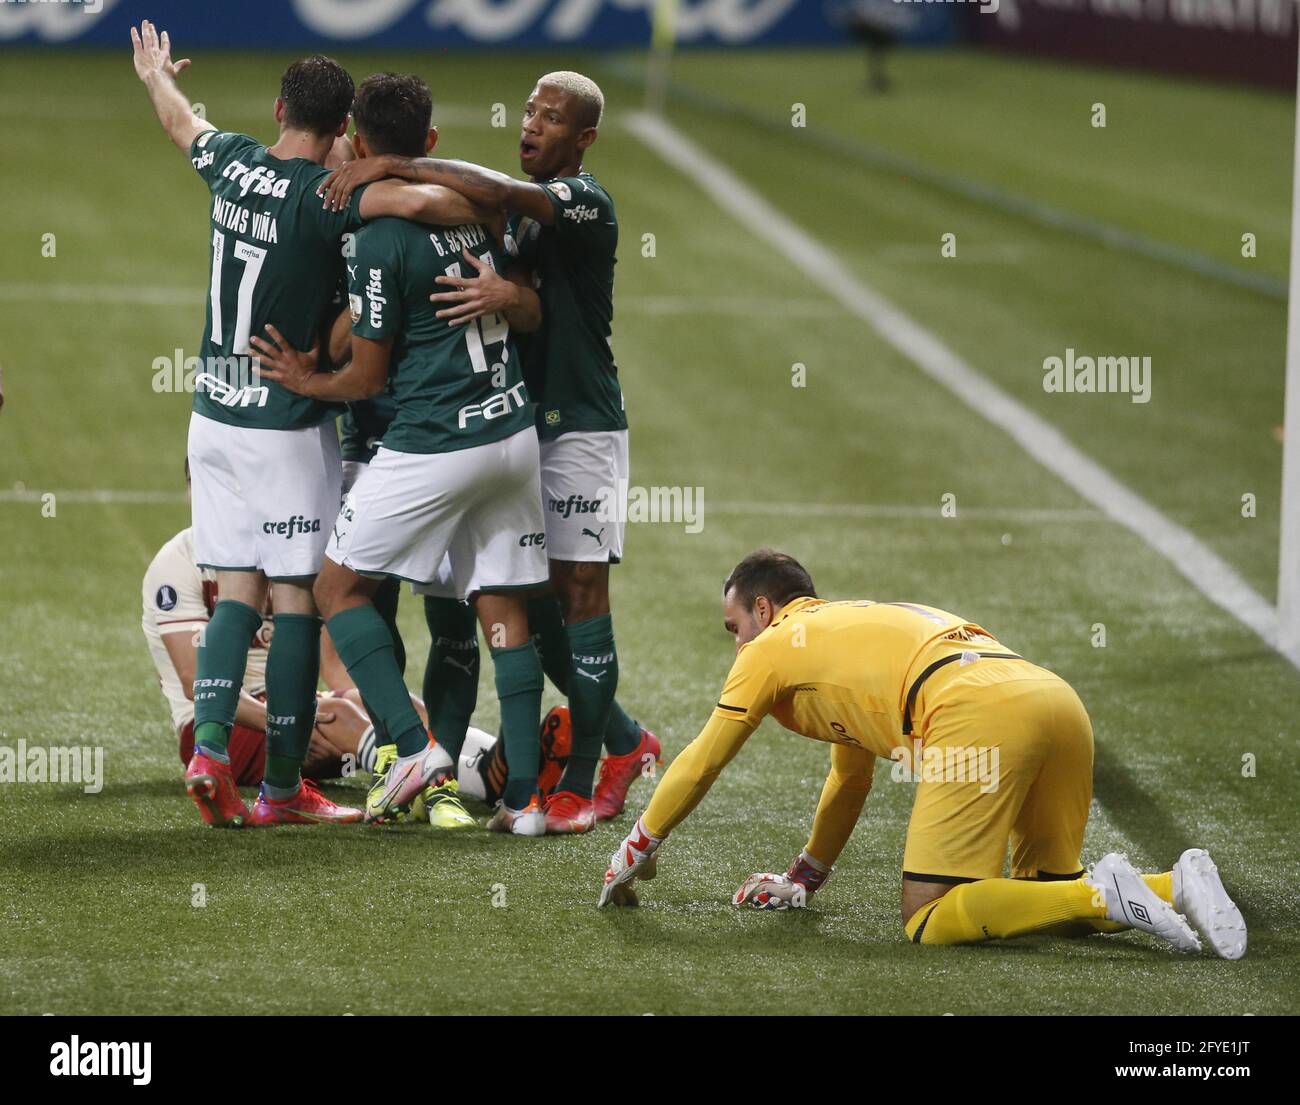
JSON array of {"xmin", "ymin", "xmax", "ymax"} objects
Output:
[
  {"xmin": 373, "ymin": 575, "xmax": 406, "ymax": 676},
  {"xmin": 558, "ymin": 614, "xmax": 617, "ymax": 798},
  {"xmin": 603, "ymin": 701, "xmax": 641, "ymax": 756},
  {"xmin": 527, "ymin": 594, "xmax": 571, "ymax": 691},
  {"xmin": 193, "ymin": 599, "xmax": 263, "ymax": 759},
  {"xmin": 491, "ymin": 641, "xmax": 543, "ymax": 809},
  {"xmin": 326, "ymin": 604, "xmax": 427, "ymax": 758},
  {"xmin": 262, "ymin": 613, "xmax": 321, "ymax": 792},
  {"xmin": 528, "ymin": 593, "xmax": 639, "ymax": 756},
  {"xmin": 423, "ymin": 596, "xmax": 480, "ymax": 762}
]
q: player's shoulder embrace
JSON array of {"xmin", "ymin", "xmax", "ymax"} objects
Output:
[{"xmin": 548, "ymin": 174, "xmax": 615, "ymax": 225}]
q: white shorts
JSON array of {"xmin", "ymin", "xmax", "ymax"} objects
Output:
[
  {"xmin": 410, "ymin": 554, "xmax": 459, "ymax": 599},
  {"xmin": 328, "ymin": 427, "xmax": 548, "ymax": 598},
  {"xmin": 539, "ymin": 429, "xmax": 629, "ymax": 563},
  {"xmin": 188, "ymin": 412, "xmax": 341, "ymax": 579}
]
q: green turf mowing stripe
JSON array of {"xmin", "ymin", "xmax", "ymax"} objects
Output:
[{"xmin": 599, "ymin": 58, "xmax": 1285, "ymax": 301}]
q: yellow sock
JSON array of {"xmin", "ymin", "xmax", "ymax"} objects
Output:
[
  {"xmin": 1047, "ymin": 871, "xmax": 1173, "ymax": 936},
  {"xmin": 905, "ymin": 878, "xmax": 1108, "ymax": 945},
  {"xmin": 1143, "ymin": 871, "xmax": 1173, "ymax": 904}
]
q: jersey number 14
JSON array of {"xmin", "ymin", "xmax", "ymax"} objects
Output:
[{"xmin": 445, "ymin": 257, "xmax": 509, "ymax": 379}]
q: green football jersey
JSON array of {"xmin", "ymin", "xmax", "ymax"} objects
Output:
[
  {"xmin": 349, "ymin": 218, "xmax": 531, "ymax": 453},
  {"xmin": 189, "ymin": 129, "xmax": 369, "ymax": 430},
  {"xmin": 507, "ymin": 172, "xmax": 627, "ymax": 441}
]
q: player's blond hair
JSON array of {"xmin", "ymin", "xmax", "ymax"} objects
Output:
[{"xmin": 535, "ymin": 70, "xmax": 604, "ymax": 128}]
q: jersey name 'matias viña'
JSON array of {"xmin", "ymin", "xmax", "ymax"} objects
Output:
[
  {"xmin": 189, "ymin": 129, "xmax": 374, "ymax": 432},
  {"xmin": 211, "ymin": 195, "xmax": 279, "ymax": 245}
]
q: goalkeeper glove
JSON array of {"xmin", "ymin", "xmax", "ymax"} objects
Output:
[
  {"xmin": 597, "ymin": 817, "xmax": 660, "ymax": 908},
  {"xmin": 733, "ymin": 850, "xmax": 831, "ymax": 910}
]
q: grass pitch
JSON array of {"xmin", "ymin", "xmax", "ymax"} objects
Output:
[{"xmin": 0, "ymin": 46, "xmax": 1297, "ymax": 1015}]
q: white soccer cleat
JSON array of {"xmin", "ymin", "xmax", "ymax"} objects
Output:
[
  {"xmin": 1173, "ymin": 848, "xmax": 1247, "ymax": 960},
  {"xmin": 487, "ymin": 795, "xmax": 545, "ymax": 837},
  {"xmin": 365, "ymin": 741, "xmax": 453, "ymax": 822},
  {"xmin": 1086, "ymin": 852, "xmax": 1201, "ymax": 954}
]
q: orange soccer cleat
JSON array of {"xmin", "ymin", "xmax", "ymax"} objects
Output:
[
  {"xmin": 542, "ymin": 789, "xmax": 596, "ymax": 834},
  {"xmin": 593, "ymin": 728, "xmax": 662, "ymax": 821}
]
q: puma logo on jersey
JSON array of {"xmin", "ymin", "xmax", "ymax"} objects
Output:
[{"xmin": 582, "ymin": 527, "xmax": 605, "ymax": 545}]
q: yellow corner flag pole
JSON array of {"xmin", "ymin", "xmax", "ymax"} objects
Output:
[{"xmin": 645, "ymin": 0, "xmax": 678, "ymax": 116}]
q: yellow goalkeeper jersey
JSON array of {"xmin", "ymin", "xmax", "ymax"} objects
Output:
[{"xmin": 640, "ymin": 596, "xmax": 1018, "ymax": 840}]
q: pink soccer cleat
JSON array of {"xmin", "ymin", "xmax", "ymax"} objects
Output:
[
  {"xmin": 250, "ymin": 778, "xmax": 364, "ymax": 825},
  {"xmin": 185, "ymin": 749, "xmax": 250, "ymax": 828}
]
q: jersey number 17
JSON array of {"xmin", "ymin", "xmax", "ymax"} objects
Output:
[{"xmin": 209, "ymin": 230, "xmax": 267, "ymax": 355}]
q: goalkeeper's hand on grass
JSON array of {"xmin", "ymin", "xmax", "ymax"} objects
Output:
[
  {"xmin": 733, "ymin": 850, "xmax": 831, "ymax": 911},
  {"xmin": 597, "ymin": 817, "xmax": 660, "ymax": 908}
]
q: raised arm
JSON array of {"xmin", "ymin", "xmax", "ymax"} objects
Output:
[
  {"xmin": 130, "ymin": 20, "xmax": 213, "ymax": 152},
  {"xmin": 325, "ymin": 156, "xmax": 557, "ymax": 226}
]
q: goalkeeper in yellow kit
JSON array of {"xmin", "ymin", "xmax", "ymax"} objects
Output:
[{"xmin": 598, "ymin": 549, "xmax": 1247, "ymax": 959}]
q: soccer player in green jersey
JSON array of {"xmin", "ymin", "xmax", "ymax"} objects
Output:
[
  {"xmin": 253, "ymin": 73, "xmax": 553, "ymax": 834},
  {"xmin": 319, "ymin": 72, "xmax": 660, "ymax": 835},
  {"xmin": 131, "ymin": 21, "xmax": 487, "ymax": 829}
]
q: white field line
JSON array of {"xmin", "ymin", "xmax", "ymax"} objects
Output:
[
  {"xmin": 0, "ymin": 284, "xmax": 842, "ymax": 319},
  {"xmin": 625, "ymin": 110, "xmax": 1298, "ymax": 670},
  {"xmin": 0, "ymin": 488, "xmax": 1095, "ymax": 523},
  {"xmin": 0, "ymin": 490, "xmax": 187, "ymax": 504},
  {"xmin": 711, "ymin": 500, "xmax": 1100, "ymax": 523}
]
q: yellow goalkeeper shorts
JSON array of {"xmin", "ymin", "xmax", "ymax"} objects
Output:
[{"xmin": 901, "ymin": 659, "xmax": 1094, "ymax": 882}]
